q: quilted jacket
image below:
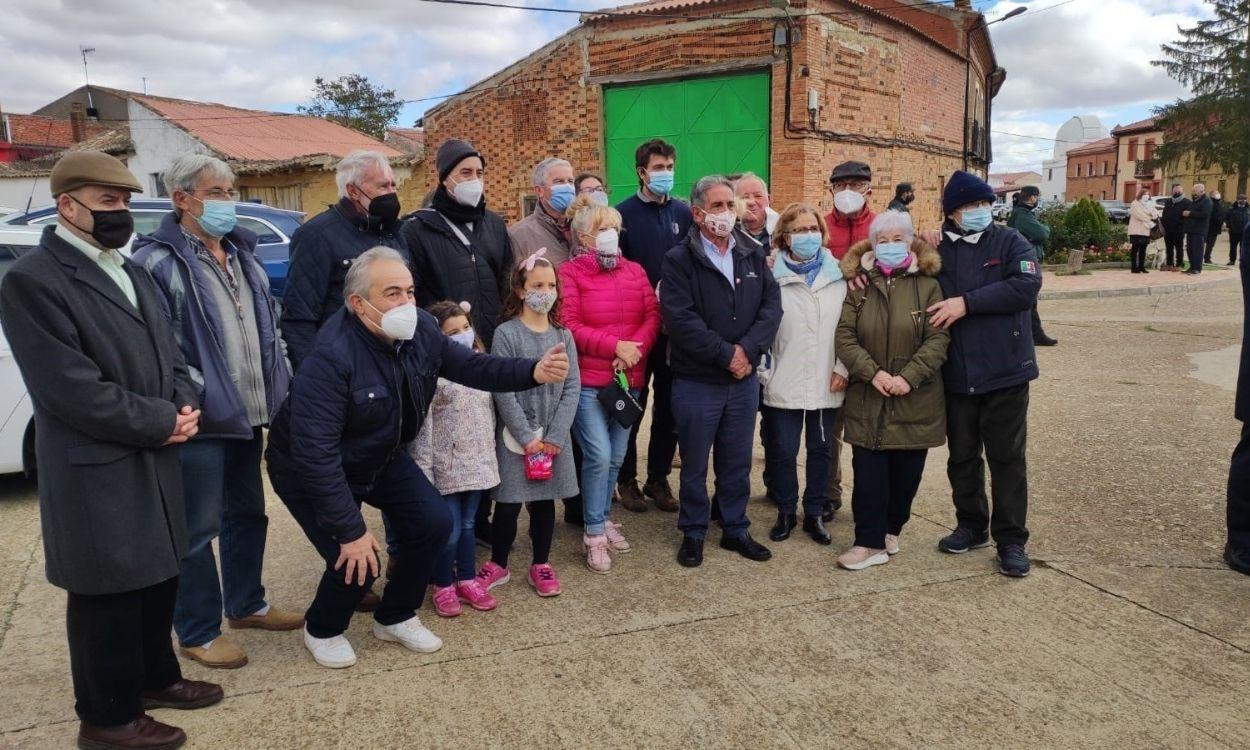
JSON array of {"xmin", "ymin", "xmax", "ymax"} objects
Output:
[{"xmin": 558, "ymin": 252, "xmax": 661, "ymax": 389}]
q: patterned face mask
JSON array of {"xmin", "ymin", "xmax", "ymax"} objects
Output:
[{"xmin": 524, "ymin": 290, "xmax": 557, "ymax": 315}]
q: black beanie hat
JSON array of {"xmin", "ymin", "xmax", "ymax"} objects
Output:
[
  {"xmin": 436, "ymin": 139, "xmax": 486, "ymax": 182},
  {"xmin": 942, "ymin": 170, "xmax": 996, "ymax": 215}
]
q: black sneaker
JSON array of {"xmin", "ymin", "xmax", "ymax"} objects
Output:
[
  {"xmin": 1226, "ymin": 543, "xmax": 1250, "ymax": 575},
  {"xmin": 996, "ymin": 544, "xmax": 1031, "ymax": 577},
  {"xmin": 937, "ymin": 527, "xmax": 990, "ymax": 554}
]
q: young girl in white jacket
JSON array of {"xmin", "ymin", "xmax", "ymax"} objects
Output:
[{"xmin": 758, "ymin": 203, "xmax": 849, "ymax": 545}]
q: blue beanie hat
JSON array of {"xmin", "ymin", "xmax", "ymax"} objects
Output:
[{"xmin": 942, "ymin": 170, "xmax": 996, "ymax": 215}]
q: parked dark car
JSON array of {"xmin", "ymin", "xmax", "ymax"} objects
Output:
[
  {"xmin": 1098, "ymin": 200, "xmax": 1130, "ymax": 224},
  {"xmin": 0, "ymin": 199, "xmax": 304, "ymax": 297}
]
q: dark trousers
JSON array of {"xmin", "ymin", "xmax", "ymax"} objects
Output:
[
  {"xmin": 823, "ymin": 408, "xmax": 846, "ymax": 505},
  {"xmin": 1187, "ymin": 232, "xmax": 1207, "ymax": 272},
  {"xmin": 850, "ymin": 447, "xmax": 927, "ymax": 549},
  {"xmin": 1230, "ymin": 422, "xmax": 1250, "ymax": 553},
  {"xmin": 759, "ymin": 386, "xmax": 774, "ymax": 495},
  {"xmin": 67, "ymin": 576, "xmax": 183, "ymax": 727},
  {"xmin": 946, "ymin": 383, "xmax": 1031, "ymax": 546},
  {"xmin": 1029, "ymin": 303, "xmax": 1047, "ymax": 340},
  {"xmin": 1205, "ymin": 231, "xmax": 1221, "ymax": 262},
  {"xmin": 672, "ymin": 375, "xmax": 758, "ymax": 540},
  {"xmin": 1164, "ymin": 230, "xmax": 1185, "ymax": 267},
  {"xmin": 490, "ymin": 500, "xmax": 555, "ymax": 569},
  {"xmin": 1129, "ymin": 235, "xmax": 1150, "ymax": 271},
  {"xmin": 272, "ymin": 453, "xmax": 452, "ymax": 638},
  {"xmin": 621, "ymin": 336, "xmax": 678, "ymax": 487},
  {"xmin": 1231, "ymin": 234, "xmax": 1243, "ymax": 264},
  {"xmin": 761, "ymin": 405, "xmax": 837, "ymax": 517}
]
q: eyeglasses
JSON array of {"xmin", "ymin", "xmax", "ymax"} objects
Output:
[
  {"xmin": 578, "ymin": 186, "xmax": 608, "ymax": 195},
  {"xmin": 189, "ymin": 188, "xmax": 239, "ymax": 201}
]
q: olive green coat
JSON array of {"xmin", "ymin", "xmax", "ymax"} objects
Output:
[{"xmin": 835, "ymin": 239, "xmax": 950, "ymax": 450}]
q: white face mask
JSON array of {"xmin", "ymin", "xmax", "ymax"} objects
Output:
[
  {"xmin": 449, "ymin": 328, "xmax": 476, "ymax": 350},
  {"xmin": 703, "ymin": 210, "xmax": 736, "ymax": 238},
  {"xmin": 834, "ymin": 188, "xmax": 866, "ymax": 215},
  {"xmin": 450, "ymin": 178, "xmax": 484, "ymax": 207},
  {"xmin": 594, "ymin": 228, "xmax": 620, "ymax": 255},
  {"xmin": 365, "ymin": 300, "xmax": 418, "ymax": 341}
]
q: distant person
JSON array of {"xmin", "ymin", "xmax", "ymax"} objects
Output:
[
  {"xmin": 1006, "ymin": 186, "xmax": 1057, "ymax": 346},
  {"xmin": 1160, "ymin": 183, "xmax": 1189, "ymax": 271},
  {"xmin": 575, "ymin": 172, "xmax": 610, "ymax": 206},
  {"xmin": 1127, "ymin": 187, "xmax": 1161, "ymax": 274},
  {"xmin": 1204, "ymin": 190, "xmax": 1225, "ymax": 264},
  {"xmin": 1226, "ymin": 194, "xmax": 1249, "ymax": 265},
  {"xmin": 1228, "ymin": 226, "xmax": 1250, "ymax": 575},
  {"xmin": 616, "ymin": 138, "xmax": 693, "ymax": 513},
  {"xmin": 887, "ymin": 182, "xmax": 914, "ymax": 213},
  {"xmin": 1181, "ymin": 183, "xmax": 1212, "ymax": 275}
]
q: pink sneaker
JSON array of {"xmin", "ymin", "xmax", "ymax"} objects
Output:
[
  {"xmin": 475, "ymin": 561, "xmax": 510, "ymax": 591},
  {"xmin": 528, "ymin": 563, "xmax": 562, "ymax": 597},
  {"xmin": 454, "ymin": 579, "xmax": 498, "ymax": 611},
  {"xmin": 603, "ymin": 521, "xmax": 632, "ymax": 553},
  {"xmin": 584, "ymin": 535, "xmax": 611, "ymax": 574},
  {"xmin": 432, "ymin": 585, "xmax": 461, "ymax": 617}
]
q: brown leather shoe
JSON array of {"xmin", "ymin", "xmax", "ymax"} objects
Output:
[
  {"xmin": 643, "ymin": 479, "xmax": 679, "ymax": 512},
  {"xmin": 178, "ymin": 636, "xmax": 247, "ymax": 669},
  {"xmin": 142, "ymin": 679, "xmax": 224, "ymax": 710},
  {"xmin": 78, "ymin": 715, "xmax": 186, "ymax": 750},
  {"xmin": 616, "ymin": 480, "xmax": 648, "ymax": 513},
  {"xmin": 227, "ymin": 606, "xmax": 305, "ymax": 632},
  {"xmin": 356, "ymin": 585, "xmax": 381, "ymax": 612}
]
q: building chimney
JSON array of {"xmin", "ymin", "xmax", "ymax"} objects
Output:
[{"xmin": 70, "ymin": 102, "xmax": 86, "ymax": 143}]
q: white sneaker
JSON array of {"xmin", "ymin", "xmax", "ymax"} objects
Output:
[
  {"xmin": 885, "ymin": 534, "xmax": 901, "ymax": 556},
  {"xmin": 372, "ymin": 615, "xmax": 443, "ymax": 653},
  {"xmin": 303, "ymin": 625, "xmax": 357, "ymax": 669},
  {"xmin": 837, "ymin": 546, "xmax": 890, "ymax": 571}
]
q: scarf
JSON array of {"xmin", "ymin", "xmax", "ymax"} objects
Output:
[
  {"xmin": 876, "ymin": 252, "xmax": 914, "ymax": 277},
  {"xmin": 783, "ymin": 252, "xmax": 823, "ymax": 287},
  {"xmin": 431, "ymin": 184, "xmax": 486, "ymax": 225}
]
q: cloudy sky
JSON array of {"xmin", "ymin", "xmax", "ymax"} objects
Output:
[{"xmin": 0, "ymin": 0, "xmax": 1208, "ymax": 174}]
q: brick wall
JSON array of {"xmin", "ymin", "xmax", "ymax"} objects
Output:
[
  {"xmin": 421, "ymin": 0, "xmax": 987, "ymax": 228},
  {"xmin": 1066, "ymin": 146, "xmax": 1117, "ymax": 201}
]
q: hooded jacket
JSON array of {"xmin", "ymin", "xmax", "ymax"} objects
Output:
[
  {"xmin": 660, "ymin": 226, "xmax": 782, "ymax": 385},
  {"xmin": 836, "ymin": 239, "xmax": 949, "ymax": 450},
  {"xmin": 759, "ymin": 248, "xmax": 849, "ymax": 411}
]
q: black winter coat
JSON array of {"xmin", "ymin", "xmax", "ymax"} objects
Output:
[
  {"xmin": 1161, "ymin": 197, "xmax": 1190, "ymax": 233},
  {"xmin": 1208, "ymin": 198, "xmax": 1226, "ymax": 235},
  {"xmin": 280, "ymin": 199, "xmax": 410, "ymax": 370},
  {"xmin": 1226, "ymin": 203, "xmax": 1250, "ymax": 237},
  {"xmin": 1184, "ymin": 195, "xmax": 1213, "ymax": 234},
  {"xmin": 402, "ymin": 208, "xmax": 511, "ymax": 348},
  {"xmin": 660, "ymin": 227, "xmax": 782, "ymax": 385},
  {"xmin": 936, "ymin": 222, "xmax": 1042, "ymax": 395},
  {"xmin": 265, "ymin": 308, "xmax": 538, "ymax": 543}
]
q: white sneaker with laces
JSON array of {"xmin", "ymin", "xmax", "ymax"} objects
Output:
[
  {"xmin": 303, "ymin": 625, "xmax": 357, "ymax": 669},
  {"xmin": 373, "ymin": 615, "xmax": 444, "ymax": 653}
]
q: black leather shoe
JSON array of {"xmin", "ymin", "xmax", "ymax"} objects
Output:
[
  {"xmin": 1226, "ymin": 544, "xmax": 1250, "ymax": 575},
  {"xmin": 802, "ymin": 516, "xmax": 832, "ymax": 545},
  {"xmin": 677, "ymin": 536, "xmax": 704, "ymax": 568},
  {"xmin": 769, "ymin": 512, "xmax": 796, "ymax": 541},
  {"xmin": 821, "ymin": 498, "xmax": 840, "ymax": 523},
  {"xmin": 1034, "ymin": 333, "xmax": 1058, "ymax": 346},
  {"xmin": 719, "ymin": 533, "xmax": 772, "ymax": 561}
]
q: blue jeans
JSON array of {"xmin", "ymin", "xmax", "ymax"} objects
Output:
[
  {"xmin": 174, "ymin": 431, "xmax": 268, "ymax": 648},
  {"xmin": 573, "ymin": 386, "xmax": 636, "ymax": 535},
  {"xmin": 671, "ymin": 376, "xmax": 758, "ymax": 540},
  {"xmin": 433, "ymin": 491, "xmax": 482, "ymax": 587},
  {"xmin": 761, "ymin": 405, "xmax": 837, "ymax": 517}
]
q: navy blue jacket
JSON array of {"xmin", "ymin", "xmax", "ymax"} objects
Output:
[
  {"xmin": 133, "ymin": 213, "xmax": 292, "ymax": 439},
  {"xmin": 265, "ymin": 308, "xmax": 538, "ymax": 542},
  {"xmin": 280, "ymin": 199, "xmax": 410, "ymax": 369},
  {"xmin": 937, "ymin": 222, "xmax": 1042, "ymax": 395},
  {"xmin": 1238, "ymin": 237, "xmax": 1249, "ymax": 422},
  {"xmin": 660, "ymin": 226, "xmax": 782, "ymax": 385},
  {"xmin": 617, "ymin": 193, "xmax": 694, "ymax": 286}
]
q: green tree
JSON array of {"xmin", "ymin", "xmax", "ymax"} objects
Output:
[
  {"xmin": 1150, "ymin": 0, "xmax": 1250, "ymax": 196},
  {"xmin": 296, "ymin": 74, "xmax": 402, "ymax": 139},
  {"xmin": 1061, "ymin": 199, "xmax": 1112, "ymax": 248}
]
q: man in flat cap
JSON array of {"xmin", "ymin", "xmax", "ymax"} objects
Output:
[{"xmin": 0, "ymin": 151, "xmax": 222, "ymax": 749}]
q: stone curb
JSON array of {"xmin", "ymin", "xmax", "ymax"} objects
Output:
[{"xmin": 1039, "ymin": 275, "xmax": 1240, "ymax": 300}]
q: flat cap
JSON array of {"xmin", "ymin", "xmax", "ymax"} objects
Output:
[
  {"xmin": 50, "ymin": 151, "xmax": 143, "ymax": 197},
  {"xmin": 829, "ymin": 160, "xmax": 872, "ymax": 183}
]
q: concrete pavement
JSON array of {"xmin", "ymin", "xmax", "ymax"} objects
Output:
[{"xmin": 1, "ymin": 282, "xmax": 1248, "ymax": 748}]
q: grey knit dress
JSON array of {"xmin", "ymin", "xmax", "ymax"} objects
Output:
[{"xmin": 490, "ymin": 319, "xmax": 581, "ymax": 503}]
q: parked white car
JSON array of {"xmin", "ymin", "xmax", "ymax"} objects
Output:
[{"xmin": 0, "ymin": 226, "xmax": 45, "ymax": 475}]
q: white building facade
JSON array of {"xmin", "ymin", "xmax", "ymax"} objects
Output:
[{"xmin": 1038, "ymin": 115, "xmax": 1108, "ymax": 203}]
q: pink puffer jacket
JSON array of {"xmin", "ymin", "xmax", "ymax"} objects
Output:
[{"xmin": 559, "ymin": 252, "xmax": 661, "ymax": 389}]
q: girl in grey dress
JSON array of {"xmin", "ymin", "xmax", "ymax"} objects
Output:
[{"xmin": 478, "ymin": 250, "xmax": 580, "ymax": 597}]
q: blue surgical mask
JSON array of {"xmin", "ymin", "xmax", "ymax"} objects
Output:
[
  {"xmin": 548, "ymin": 184, "xmax": 575, "ymax": 212},
  {"xmin": 194, "ymin": 197, "xmax": 237, "ymax": 237},
  {"xmin": 788, "ymin": 231, "xmax": 822, "ymax": 260},
  {"xmin": 959, "ymin": 206, "xmax": 992, "ymax": 233},
  {"xmin": 874, "ymin": 241, "xmax": 910, "ymax": 267},
  {"xmin": 647, "ymin": 170, "xmax": 675, "ymax": 197}
]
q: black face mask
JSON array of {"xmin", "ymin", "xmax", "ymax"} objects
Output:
[
  {"xmin": 65, "ymin": 194, "xmax": 134, "ymax": 249},
  {"xmin": 365, "ymin": 191, "xmax": 401, "ymax": 225},
  {"xmin": 902, "ymin": 194, "xmax": 915, "ymax": 205}
]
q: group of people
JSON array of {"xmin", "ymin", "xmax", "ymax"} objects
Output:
[
  {"xmin": 1, "ymin": 134, "xmax": 1091, "ymax": 750},
  {"xmin": 1141, "ymin": 183, "xmax": 1247, "ymax": 273}
]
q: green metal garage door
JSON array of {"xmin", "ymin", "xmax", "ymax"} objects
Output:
[{"xmin": 603, "ymin": 71, "xmax": 770, "ymax": 200}]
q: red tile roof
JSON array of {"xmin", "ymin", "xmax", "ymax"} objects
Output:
[
  {"xmin": 132, "ymin": 95, "xmax": 403, "ymax": 162},
  {"xmin": 1065, "ymin": 136, "xmax": 1117, "ymax": 156},
  {"xmin": 3, "ymin": 113, "xmax": 108, "ymax": 149},
  {"xmin": 990, "ymin": 170, "xmax": 1038, "ymax": 185},
  {"xmin": 385, "ymin": 127, "xmax": 425, "ymax": 155},
  {"xmin": 1111, "ymin": 116, "xmax": 1158, "ymax": 136}
]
